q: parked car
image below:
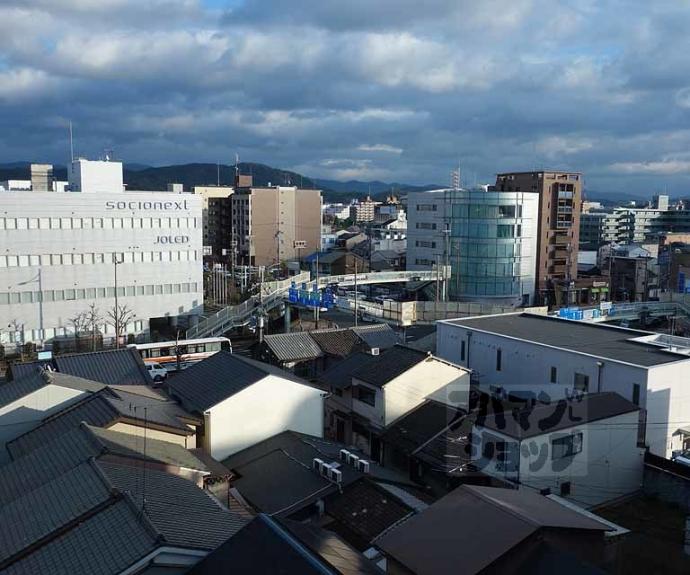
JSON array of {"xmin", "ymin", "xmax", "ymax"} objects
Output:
[
  {"xmin": 146, "ymin": 362, "xmax": 168, "ymax": 384},
  {"xmin": 672, "ymin": 450, "xmax": 690, "ymax": 467}
]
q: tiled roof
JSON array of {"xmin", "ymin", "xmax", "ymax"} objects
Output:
[
  {"xmin": 6, "ymin": 361, "xmax": 49, "ymax": 382},
  {"xmin": 352, "ymin": 346, "xmax": 429, "ymax": 388},
  {"xmin": 6, "ymin": 387, "xmax": 193, "ymax": 459},
  {"xmin": 351, "ymin": 325, "xmax": 399, "ymax": 350},
  {"xmin": 310, "ymin": 328, "xmax": 362, "ymax": 357},
  {"xmin": 476, "ymin": 392, "xmax": 640, "ymax": 440},
  {"xmin": 318, "ymin": 353, "xmax": 377, "ymax": 390},
  {"xmin": 0, "ymin": 370, "xmax": 104, "ymax": 409},
  {"xmin": 86, "ymin": 425, "xmax": 208, "ymax": 472},
  {"xmin": 167, "ymin": 351, "xmax": 268, "ymax": 412},
  {"xmin": 263, "ymin": 332, "xmax": 324, "ymax": 362},
  {"xmin": 375, "ymin": 485, "xmax": 609, "ymax": 575},
  {"xmin": 54, "ymin": 347, "xmax": 150, "ymax": 385}
]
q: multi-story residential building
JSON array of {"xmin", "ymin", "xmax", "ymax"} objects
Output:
[
  {"xmin": 579, "ymin": 211, "xmax": 611, "ymax": 249},
  {"xmin": 437, "ymin": 312, "xmax": 690, "ymax": 458},
  {"xmin": 350, "ymin": 195, "xmax": 378, "ymax": 222},
  {"xmin": 231, "ymin": 181, "xmax": 322, "ymax": 266},
  {"xmin": 0, "ymin": 159, "xmax": 203, "ymax": 346},
  {"xmin": 495, "ymin": 171, "xmax": 582, "ymax": 304},
  {"xmin": 193, "ymin": 186, "xmax": 234, "ymax": 256},
  {"xmin": 407, "ymin": 188, "xmax": 540, "ymax": 305},
  {"xmin": 322, "ymin": 202, "xmax": 351, "ymax": 221}
]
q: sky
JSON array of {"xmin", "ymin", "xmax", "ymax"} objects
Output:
[{"xmin": 2, "ymin": 0, "xmax": 690, "ymax": 196}]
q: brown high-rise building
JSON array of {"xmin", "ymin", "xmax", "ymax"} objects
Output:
[{"xmin": 495, "ymin": 171, "xmax": 582, "ymax": 304}]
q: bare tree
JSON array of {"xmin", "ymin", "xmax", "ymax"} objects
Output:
[
  {"xmin": 107, "ymin": 304, "xmax": 136, "ymax": 349},
  {"xmin": 85, "ymin": 303, "xmax": 103, "ymax": 351},
  {"xmin": 69, "ymin": 312, "xmax": 88, "ymax": 339}
]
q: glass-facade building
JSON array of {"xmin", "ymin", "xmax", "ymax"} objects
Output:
[{"xmin": 407, "ymin": 189, "xmax": 539, "ymax": 305}]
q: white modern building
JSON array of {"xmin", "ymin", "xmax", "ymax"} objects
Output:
[
  {"xmin": 473, "ymin": 392, "xmax": 644, "ymax": 507},
  {"xmin": 407, "ymin": 188, "xmax": 540, "ymax": 305},
  {"xmin": 0, "ymin": 159, "xmax": 203, "ymax": 346},
  {"xmin": 437, "ymin": 312, "xmax": 690, "ymax": 458}
]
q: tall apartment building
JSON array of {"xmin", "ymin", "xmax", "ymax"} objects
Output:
[
  {"xmin": 407, "ymin": 188, "xmax": 540, "ymax": 305},
  {"xmin": 193, "ymin": 186, "xmax": 234, "ymax": 257},
  {"xmin": 495, "ymin": 171, "xmax": 582, "ymax": 304},
  {"xmin": 350, "ymin": 196, "xmax": 378, "ymax": 222},
  {"xmin": 232, "ymin": 182, "xmax": 322, "ymax": 266}
]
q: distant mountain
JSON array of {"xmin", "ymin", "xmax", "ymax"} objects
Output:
[{"xmin": 314, "ymin": 178, "xmax": 443, "ymax": 197}]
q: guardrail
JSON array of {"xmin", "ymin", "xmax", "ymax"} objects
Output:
[{"xmin": 187, "ymin": 268, "xmax": 451, "ymax": 338}]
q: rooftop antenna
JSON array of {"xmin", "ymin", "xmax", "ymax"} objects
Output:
[
  {"xmin": 235, "ymin": 153, "xmax": 240, "ymax": 187},
  {"xmin": 69, "ymin": 121, "xmax": 74, "ymax": 162},
  {"xmin": 217, "ymin": 162, "xmax": 220, "ymax": 186}
]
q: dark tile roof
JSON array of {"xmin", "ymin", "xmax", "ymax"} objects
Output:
[
  {"xmin": 6, "ymin": 361, "xmax": 50, "ymax": 382},
  {"xmin": 263, "ymin": 332, "xmax": 324, "ymax": 362},
  {"xmin": 318, "ymin": 353, "xmax": 378, "ymax": 390},
  {"xmin": 444, "ymin": 313, "xmax": 687, "ymax": 366},
  {"xmin": 54, "ymin": 347, "xmax": 150, "ymax": 385},
  {"xmin": 352, "ymin": 346, "xmax": 429, "ymax": 388},
  {"xmin": 166, "ymin": 351, "xmax": 268, "ymax": 412},
  {"xmin": 325, "ymin": 480, "xmax": 414, "ymax": 548},
  {"xmin": 85, "ymin": 424, "xmax": 209, "ymax": 472},
  {"xmin": 381, "ymin": 401, "xmax": 464, "ymax": 456},
  {"xmin": 6, "ymin": 387, "xmax": 193, "ymax": 459},
  {"xmin": 188, "ymin": 514, "xmax": 356, "ymax": 575},
  {"xmin": 2, "ymin": 497, "xmax": 159, "ymax": 575},
  {"xmin": 376, "ymin": 485, "xmax": 609, "ymax": 575},
  {"xmin": 476, "ymin": 392, "xmax": 639, "ymax": 440},
  {"xmin": 351, "ymin": 325, "xmax": 399, "ymax": 350},
  {"xmin": 0, "ymin": 370, "xmax": 104, "ymax": 408},
  {"xmin": 310, "ymin": 329, "xmax": 363, "ymax": 357}
]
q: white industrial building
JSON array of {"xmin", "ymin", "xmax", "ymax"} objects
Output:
[
  {"xmin": 0, "ymin": 160, "xmax": 203, "ymax": 346},
  {"xmin": 437, "ymin": 312, "xmax": 690, "ymax": 458}
]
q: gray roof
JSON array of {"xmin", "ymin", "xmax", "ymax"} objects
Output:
[
  {"xmin": 445, "ymin": 313, "xmax": 687, "ymax": 366},
  {"xmin": 0, "ymin": 370, "xmax": 104, "ymax": 408},
  {"xmin": 376, "ymin": 485, "xmax": 609, "ymax": 575},
  {"xmin": 352, "ymin": 346, "xmax": 429, "ymax": 388},
  {"xmin": 167, "ymin": 351, "xmax": 314, "ymax": 412},
  {"xmin": 263, "ymin": 332, "xmax": 324, "ymax": 362},
  {"xmin": 54, "ymin": 347, "xmax": 150, "ymax": 385},
  {"xmin": 310, "ymin": 328, "xmax": 363, "ymax": 357},
  {"xmin": 351, "ymin": 325, "xmax": 399, "ymax": 350},
  {"xmin": 223, "ymin": 431, "xmax": 365, "ymax": 516},
  {"xmin": 318, "ymin": 353, "xmax": 378, "ymax": 390},
  {"xmin": 476, "ymin": 392, "xmax": 639, "ymax": 440},
  {"xmin": 7, "ymin": 387, "xmax": 193, "ymax": 459},
  {"xmin": 6, "ymin": 361, "xmax": 50, "ymax": 382}
]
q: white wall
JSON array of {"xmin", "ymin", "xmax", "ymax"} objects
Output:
[
  {"xmin": 206, "ymin": 374, "xmax": 324, "ymax": 460},
  {"xmin": 0, "ymin": 385, "xmax": 87, "ymax": 459},
  {"xmin": 646, "ymin": 361, "xmax": 690, "ymax": 457},
  {"xmin": 384, "ymin": 358, "xmax": 470, "ymax": 425},
  {"xmin": 474, "ymin": 409, "xmax": 645, "ymax": 508}
]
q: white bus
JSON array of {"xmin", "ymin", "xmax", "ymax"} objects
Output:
[{"xmin": 129, "ymin": 337, "xmax": 231, "ymax": 371}]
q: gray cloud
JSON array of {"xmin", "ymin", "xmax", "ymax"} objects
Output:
[{"xmin": 1, "ymin": 0, "xmax": 690, "ymax": 195}]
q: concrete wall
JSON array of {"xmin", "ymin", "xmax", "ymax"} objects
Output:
[
  {"xmin": 107, "ymin": 421, "xmax": 194, "ymax": 449},
  {"xmin": 646, "ymin": 360, "xmax": 690, "ymax": 457},
  {"xmin": 0, "ymin": 384, "xmax": 87, "ymax": 459},
  {"xmin": 206, "ymin": 374, "xmax": 324, "ymax": 460},
  {"xmin": 474, "ymin": 410, "xmax": 645, "ymax": 508}
]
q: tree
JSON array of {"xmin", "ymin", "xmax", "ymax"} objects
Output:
[
  {"xmin": 107, "ymin": 304, "xmax": 136, "ymax": 349},
  {"xmin": 85, "ymin": 303, "xmax": 103, "ymax": 351},
  {"xmin": 69, "ymin": 312, "xmax": 88, "ymax": 339}
]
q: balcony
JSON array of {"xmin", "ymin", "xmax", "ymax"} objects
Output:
[{"xmin": 549, "ymin": 264, "xmax": 567, "ymax": 275}]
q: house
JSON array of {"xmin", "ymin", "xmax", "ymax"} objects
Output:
[
  {"xmin": 437, "ymin": 312, "xmax": 690, "ymax": 457},
  {"xmin": 187, "ymin": 514, "xmax": 382, "ymax": 575},
  {"xmin": 370, "ymin": 250, "xmax": 405, "ymax": 272},
  {"xmin": 472, "ymin": 392, "xmax": 644, "ymax": 507},
  {"xmin": 375, "ymin": 485, "xmax": 616, "ymax": 575},
  {"xmin": 5, "ymin": 384, "xmax": 198, "ymax": 459},
  {"xmin": 257, "ymin": 332, "xmax": 324, "ymax": 377},
  {"xmin": 167, "ymin": 351, "xmax": 325, "ymax": 460},
  {"xmin": 319, "ymin": 345, "xmax": 470, "ymax": 462},
  {"xmin": 8, "ymin": 347, "xmax": 151, "ymax": 386},
  {"xmin": 0, "ymin": 370, "xmax": 105, "ymax": 458},
  {"xmin": 0, "ymin": 423, "xmax": 247, "ymax": 574},
  {"xmin": 313, "ymin": 250, "xmax": 370, "ymax": 275}
]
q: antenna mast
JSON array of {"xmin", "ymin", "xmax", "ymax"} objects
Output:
[{"xmin": 69, "ymin": 121, "xmax": 74, "ymax": 162}]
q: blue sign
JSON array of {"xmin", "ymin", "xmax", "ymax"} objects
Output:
[{"xmin": 287, "ymin": 282, "xmax": 335, "ymax": 309}]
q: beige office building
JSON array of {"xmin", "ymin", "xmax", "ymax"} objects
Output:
[
  {"xmin": 232, "ymin": 185, "xmax": 322, "ymax": 266},
  {"xmin": 193, "ymin": 186, "xmax": 234, "ymax": 251}
]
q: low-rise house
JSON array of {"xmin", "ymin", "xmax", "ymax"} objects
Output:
[
  {"xmin": 312, "ymin": 250, "xmax": 370, "ymax": 275},
  {"xmin": 320, "ymin": 345, "xmax": 470, "ymax": 462},
  {"xmin": 258, "ymin": 332, "xmax": 325, "ymax": 378},
  {"xmin": 472, "ymin": 392, "xmax": 644, "ymax": 507},
  {"xmin": 0, "ymin": 423, "xmax": 246, "ymax": 574},
  {"xmin": 167, "ymin": 351, "xmax": 325, "ymax": 460},
  {"xmin": 370, "ymin": 250, "xmax": 405, "ymax": 272},
  {"xmin": 437, "ymin": 312, "xmax": 690, "ymax": 457},
  {"xmin": 376, "ymin": 485, "xmax": 616, "ymax": 575}
]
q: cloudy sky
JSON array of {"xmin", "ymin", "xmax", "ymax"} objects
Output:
[{"xmin": 2, "ymin": 0, "xmax": 690, "ymax": 195}]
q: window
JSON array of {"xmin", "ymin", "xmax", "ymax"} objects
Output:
[
  {"xmin": 460, "ymin": 340, "xmax": 466, "ymax": 362},
  {"xmin": 355, "ymin": 385, "xmax": 376, "ymax": 406},
  {"xmin": 496, "ymin": 349, "xmax": 502, "ymax": 371},
  {"xmin": 550, "ymin": 366, "xmax": 558, "ymax": 384},
  {"xmin": 573, "ymin": 373, "xmax": 589, "ymax": 392},
  {"xmin": 560, "ymin": 481, "xmax": 571, "ymax": 496},
  {"xmin": 552, "ymin": 433, "xmax": 583, "ymax": 459},
  {"xmin": 632, "ymin": 384, "xmax": 640, "ymax": 406}
]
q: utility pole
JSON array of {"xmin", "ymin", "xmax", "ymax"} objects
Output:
[
  {"xmin": 315, "ymin": 252, "xmax": 320, "ymax": 329},
  {"xmin": 354, "ymin": 258, "xmax": 358, "ymax": 327},
  {"xmin": 113, "ymin": 253, "xmax": 123, "ymax": 348}
]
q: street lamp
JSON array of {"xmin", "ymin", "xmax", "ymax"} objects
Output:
[{"xmin": 113, "ymin": 253, "xmax": 124, "ymax": 348}]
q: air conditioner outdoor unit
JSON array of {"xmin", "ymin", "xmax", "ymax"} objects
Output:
[
  {"xmin": 347, "ymin": 453, "xmax": 360, "ymax": 466},
  {"xmin": 328, "ymin": 468, "xmax": 343, "ymax": 483},
  {"xmin": 313, "ymin": 458, "xmax": 324, "ymax": 473},
  {"xmin": 356, "ymin": 460, "xmax": 370, "ymax": 474},
  {"xmin": 371, "ymin": 347, "xmax": 380, "ymax": 356},
  {"xmin": 320, "ymin": 462, "xmax": 332, "ymax": 477},
  {"xmin": 339, "ymin": 449, "xmax": 351, "ymax": 462}
]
